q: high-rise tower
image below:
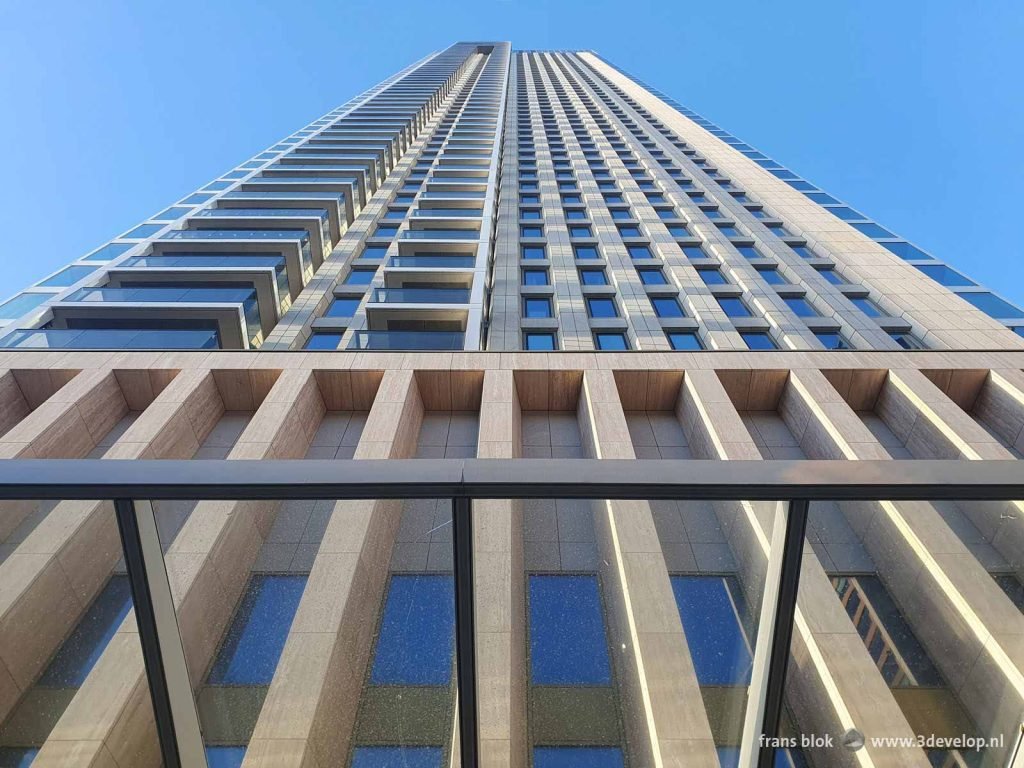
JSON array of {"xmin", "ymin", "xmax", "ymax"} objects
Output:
[{"xmin": 0, "ymin": 43, "xmax": 1022, "ymax": 768}]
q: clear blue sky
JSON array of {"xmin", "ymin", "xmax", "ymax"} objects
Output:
[{"xmin": 2, "ymin": 0, "xmax": 1022, "ymax": 303}]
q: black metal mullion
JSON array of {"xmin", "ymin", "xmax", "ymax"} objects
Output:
[
  {"xmin": 757, "ymin": 498, "xmax": 810, "ymax": 768},
  {"xmin": 113, "ymin": 498, "xmax": 182, "ymax": 768},
  {"xmin": 451, "ymin": 496, "xmax": 479, "ymax": 767}
]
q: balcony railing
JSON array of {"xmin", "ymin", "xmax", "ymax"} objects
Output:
[
  {"xmin": 348, "ymin": 330, "xmax": 465, "ymax": 349},
  {"xmin": 370, "ymin": 287, "xmax": 470, "ymax": 304},
  {"xmin": 0, "ymin": 459, "xmax": 1020, "ymax": 768}
]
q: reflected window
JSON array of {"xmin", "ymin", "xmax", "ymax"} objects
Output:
[
  {"xmin": 671, "ymin": 576, "xmax": 753, "ymax": 685},
  {"xmin": 371, "ymin": 575, "xmax": 454, "ymax": 685},
  {"xmin": 351, "ymin": 746, "xmax": 443, "ymax": 768},
  {"xmin": 208, "ymin": 575, "xmax": 305, "ymax": 685},
  {"xmin": 529, "ymin": 575, "xmax": 612, "ymax": 684},
  {"xmin": 206, "ymin": 746, "xmax": 247, "ymax": 768}
]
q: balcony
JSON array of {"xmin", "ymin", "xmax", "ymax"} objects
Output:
[
  {"xmin": 55, "ymin": 285, "xmax": 264, "ymax": 348},
  {"xmin": 400, "ymin": 229, "xmax": 481, "ymax": 241},
  {"xmin": 371, "ymin": 288, "xmax": 470, "ymax": 304},
  {"xmin": 158, "ymin": 229, "xmax": 314, "ymax": 277},
  {"xmin": 348, "ymin": 330, "xmax": 465, "ymax": 349},
  {"xmin": 190, "ymin": 209, "xmax": 333, "ymax": 263},
  {"xmin": 0, "ymin": 326, "xmax": 219, "ymax": 349},
  {"xmin": 388, "ymin": 255, "xmax": 475, "ymax": 268},
  {"xmin": 219, "ymin": 189, "xmax": 352, "ymax": 229}
]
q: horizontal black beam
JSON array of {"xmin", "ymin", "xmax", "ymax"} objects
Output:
[{"xmin": 0, "ymin": 458, "xmax": 1020, "ymax": 501}]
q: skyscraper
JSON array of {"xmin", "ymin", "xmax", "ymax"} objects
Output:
[{"xmin": 0, "ymin": 42, "xmax": 1022, "ymax": 768}]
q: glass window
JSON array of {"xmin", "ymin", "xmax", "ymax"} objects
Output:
[
  {"xmin": 603, "ymin": 194, "xmax": 624, "ymax": 204},
  {"xmin": 790, "ymin": 245, "xmax": 816, "ymax": 260},
  {"xmin": 617, "ymin": 226, "xmax": 642, "ymax": 238},
  {"xmin": 698, "ymin": 269, "xmax": 728, "ymax": 286},
  {"xmin": 667, "ymin": 225, "xmax": 690, "ymax": 238},
  {"xmin": 610, "ymin": 209, "xmax": 631, "ymax": 220},
  {"xmin": 959, "ymin": 292, "xmax": 1024, "ymax": 319},
  {"xmin": 827, "ymin": 206, "xmax": 868, "ymax": 221},
  {"xmin": 37, "ymin": 265, "xmax": 97, "ymax": 288},
  {"xmin": 914, "ymin": 264, "xmax": 976, "ymax": 287},
  {"xmin": 680, "ymin": 245, "xmax": 706, "ymax": 260},
  {"xmin": 374, "ymin": 225, "xmax": 399, "ymax": 238},
  {"xmin": 881, "ymin": 241, "xmax": 934, "ymax": 261},
  {"xmin": 586, "ymin": 297, "xmax": 618, "ymax": 318},
  {"xmin": 574, "ymin": 245, "xmax": 599, "ymax": 260},
  {"xmin": 815, "ymin": 268, "xmax": 844, "ymax": 285},
  {"xmin": 717, "ymin": 297, "xmax": 752, "ymax": 317},
  {"xmin": 522, "ymin": 269, "xmax": 549, "ymax": 286},
  {"xmin": 815, "ymin": 332, "xmax": 850, "ymax": 350},
  {"xmin": 716, "ymin": 225, "xmax": 742, "ymax": 238},
  {"xmin": 203, "ymin": 180, "xmax": 232, "ymax": 191},
  {"xmin": 371, "ymin": 575, "xmax": 454, "ymax": 685},
  {"xmin": 564, "ymin": 209, "xmax": 587, "ymax": 221},
  {"xmin": 852, "ymin": 222, "xmax": 896, "ymax": 239},
  {"xmin": 850, "ymin": 296, "xmax": 883, "ymax": 317},
  {"xmin": 206, "ymin": 746, "xmax": 247, "ymax": 768},
  {"xmin": 124, "ymin": 223, "xmax": 164, "ymax": 239},
  {"xmin": 569, "ymin": 226, "xmax": 593, "ymax": 238},
  {"xmin": 0, "ymin": 292, "xmax": 49, "ymax": 319},
  {"xmin": 524, "ymin": 297, "xmax": 553, "ymax": 318},
  {"xmin": 521, "ymin": 209, "xmax": 542, "ymax": 220},
  {"xmin": 651, "ymin": 297, "xmax": 685, "ymax": 317},
  {"xmin": 784, "ymin": 297, "xmax": 818, "ymax": 317},
  {"xmin": 522, "ymin": 245, "xmax": 546, "ymax": 260},
  {"xmin": 521, "ymin": 194, "xmax": 540, "ymax": 204},
  {"xmin": 805, "ymin": 192, "xmax": 841, "ymax": 205},
  {"xmin": 627, "ymin": 245, "xmax": 653, "ymax": 260},
  {"xmin": 360, "ymin": 245, "xmax": 388, "ymax": 260},
  {"xmin": 344, "ymin": 268, "xmax": 377, "ymax": 286},
  {"xmin": 305, "ymin": 333, "xmax": 342, "ymax": 350},
  {"xmin": 521, "ymin": 226, "xmax": 544, "ymax": 238},
  {"xmin": 580, "ymin": 269, "xmax": 609, "ymax": 286},
  {"xmin": 561, "ymin": 195, "xmax": 582, "ymax": 204},
  {"xmin": 757, "ymin": 267, "xmax": 787, "ymax": 286},
  {"xmin": 594, "ymin": 332, "xmax": 630, "ymax": 350},
  {"xmin": 741, "ymin": 331, "xmax": 777, "ymax": 350},
  {"xmin": 668, "ymin": 331, "xmax": 703, "ymax": 350},
  {"xmin": 181, "ymin": 193, "xmax": 214, "ymax": 205},
  {"xmin": 637, "ymin": 268, "xmax": 667, "ymax": 285},
  {"xmin": 208, "ymin": 576, "xmax": 306, "ymax": 685},
  {"xmin": 351, "ymin": 746, "xmax": 443, "ymax": 768},
  {"xmin": 889, "ymin": 331, "xmax": 926, "ymax": 349},
  {"xmin": 533, "ymin": 747, "xmax": 624, "ymax": 768},
  {"xmin": 152, "ymin": 206, "xmax": 193, "ymax": 221},
  {"xmin": 524, "ymin": 332, "xmax": 557, "ymax": 350},
  {"xmin": 671, "ymin": 576, "xmax": 752, "ymax": 685},
  {"xmin": 529, "ymin": 575, "xmax": 611, "ymax": 684},
  {"xmin": 326, "ymin": 297, "xmax": 360, "ymax": 317}
]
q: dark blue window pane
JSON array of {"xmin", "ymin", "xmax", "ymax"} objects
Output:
[
  {"xmin": 529, "ymin": 575, "xmax": 611, "ymax": 685},
  {"xmin": 651, "ymin": 297, "xmax": 684, "ymax": 318},
  {"xmin": 671, "ymin": 576, "xmax": 753, "ymax": 685},
  {"xmin": 594, "ymin": 333, "xmax": 629, "ymax": 351},
  {"xmin": 717, "ymin": 745, "xmax": 740, "ymax": 768},
  {"xmin": 958, "ymin": 292, "xmax": 1024, "ymax": 319},
  {"xmin": 852, "ymin": 222, "xmax": 896, "ymax": 239},
  {"xmin": 305, "ymin": 333, "xmax": 343, "ymax": 350},
  {"xmin": 39, "ymin": 577, "xmax": 131, "ymax": 687},
  {"xmin": 351, "ymin": 746, "xmax": 443, "ymax": 768},
  {"xmin": 524, "ymin": 332, "xmax": 557, "ymax": 351},
  {"xmin": 668, "ymin": 332, "xmax": 703, "ymax": 350},
  {"xmin": 881, "ymin": 241, "xmax": 934, "ymax": 261},
  {"xmin": 742, "ymin": 332, "xmax": 777, "ymax": 350},
  {"xmin": 326, "ymin": 298, "xmax": 361, "ymax": 317},
  {"xmin": 345, "ymin": 269, "xmax": 377, "ymax": 286},
  {"xmin": 534, "ymin": 747, "xmax": 624, "ymax": 768},
  {"xmin": 522, "ymin": 269, "xmax": 549, "ymax": 286},
  {"xmin": 371, "ymin": 574, "xmax": 454, "ymax": 685},
  {"xmin": 522, "ymin": 246, "xmax": 546, "ymax": 260},
  {"xmin": 574, "ymin": 246, "xmax": 599, "ymax": 260},
  {"xmin": 0, "ymin": 747, "xmax": 39, "ymax": 767},
  {"xmin": 914, "ymin": 264, "xmax": 976, "ymax": 287},
  {"xmin": 587, "ymin": 298, "xmax": 617, "ymax": 318},
  {"xmin": 206, "ymin": 746, "xmax": 246, "ymax": 768},
  {"xmin": 207, "ymin": 575, "xmax": 306, "ymax": 685}
]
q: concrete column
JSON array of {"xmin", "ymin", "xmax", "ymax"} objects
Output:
[
  {"xmin": 577, "ymin": 368, "xmax": 719, "ymax": 768},
  {"xmin": 243, "ymin": 369, "xmax": 422, "ymax": 768},
  {"xmin": 0, "ymin": 369, "xmax": 215, "ymax": 728},
  {"xmin": 682, "ymin": 369, "xmax": 927, "ymax": 768},
  {"xmin": 34, "ymin": 368, "xmax": 318, "ymax": 767},
  {"xmin": 802, "ymin": 367, "xmax": 1024, "ymax": 759},
  {"xmin": 474, "ymin": 369, "xmax": 526, "ymax": 768}
]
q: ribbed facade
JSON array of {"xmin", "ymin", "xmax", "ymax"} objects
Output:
[{"xmin": 0, "ymin": 41, "xmax": 1022, "ymax": 768}]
